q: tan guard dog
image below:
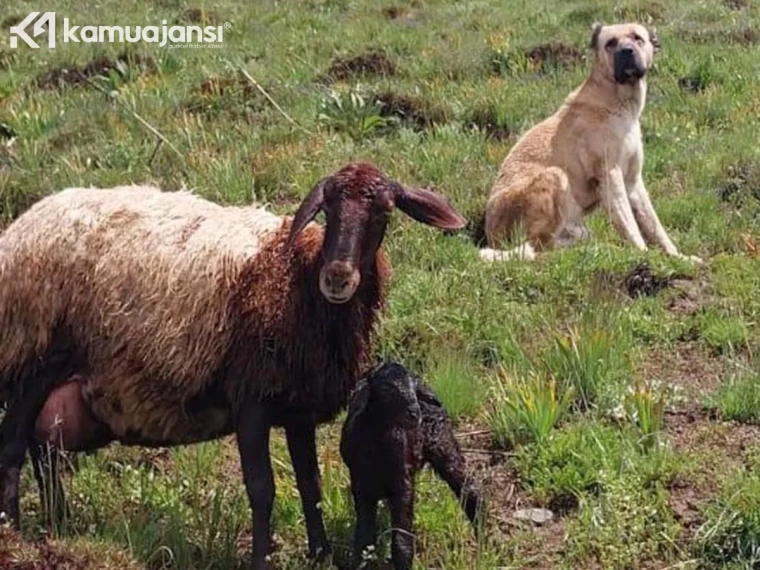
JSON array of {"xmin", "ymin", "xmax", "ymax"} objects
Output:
[{"xmin": 480, "ymin": 23, "xmax": 702, "ymax": 264}]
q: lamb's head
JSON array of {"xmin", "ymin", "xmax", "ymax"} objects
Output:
[
  {"xmin": 287, "ymin": 162, "xmax": 466, "ymax": 304},
  {"xmin": 363, "ymin": 361, "xmax": 421, "ymax": 429}
]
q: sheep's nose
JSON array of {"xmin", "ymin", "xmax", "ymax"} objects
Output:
[{"xmin": 319, "ymin": 261, "xmax": 361, "ymax": 304}]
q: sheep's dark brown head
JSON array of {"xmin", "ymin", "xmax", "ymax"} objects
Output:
[{"xmin": 287, "ymin": 162, "xmax": 466, "ymax": 304}]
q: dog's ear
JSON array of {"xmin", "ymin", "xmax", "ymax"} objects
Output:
[
  {"xmin": 590, "ymin": 22, "xmax": 603, "ymax": 50},
  {"xmin": 647, "ymin": 27, "xmax": 661, "ymax": 52}
]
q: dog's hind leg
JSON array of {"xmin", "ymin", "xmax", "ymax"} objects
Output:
[
  {"xmin": 480, "ymin": 168, "xmax": 566, "ymax": 262},
  {"xmin": 480, "ymin": 242, "xmax": 537, "ymax": 261}
]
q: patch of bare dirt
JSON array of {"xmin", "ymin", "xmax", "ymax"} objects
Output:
[
  {"xmin": 679, "ymin": 27, "xmax": 759, "ymax": 46},
  {"xmin": 464, "ymin": 107, "xmax": 513, "ymax": 141},
  {"xmin": 1, "ymin": 15, "xmax": 24, "ymax": 29},
  {"xmin": 0, "ymin": 527, "xmax": 144, "ymax": 570},
  {"xmin": 526, "ymin": 42, "xmax": 584, "ymax": 71},
  {"xmin": 637, "ymin": 342, "xmax": 726, "ymax": 399},
  {"xmin": 678, "ymin": 75, "xmax": 707, "ymax": 94},
  {"xmin": 317, "ymin": 51, "xmax": 396, "ymax": 84},
  {"xmin": 0, "ymin": 49, "xmax": 16, "ymax": 71},
  {"xmin": 664, "ymin": 406, "xmax": 760, "ymax": 543},
  {"xmin": 35, "ymin": 51, "xmax": 156, "ymax": 90},
  {"xmin": 665, "ymin": 277, "xmax": 711, "ymax": 316},
  {"xmin": 465, "ymin": 209, "xmax": 488, "ymax": 248},
  {"xmin": 457, "ymin": 427, "xmax": 566, "ymax": 569},
  {"xmin": 592, "ymin": 261, "xmax": 695, "ymax": 303},
  {"xmin": 182, "ymin": 74, "xmax": 268, "ymax": 122},
  {"xmin": 614, "ymin": 1, "xmax": 668, "ymax": 23},
  {"xmin": 623, "ymin": 262, "xmax": 673, "ymax": 298},
  {"xmin": 371, "ymin": 91, "xmax": 447, "ymax": 131},
  {"xmin": 724, "ymin": 0, "xmax": 749, "ymax": 9},
  {"xmin": 382, "ymin": 5, "xmax": 409, "ymax": 19},
  {"xmin": 178, "ymin": 7, "xmax": 219, "ymax": 24},
  {"xmin": 717, "ymin": 162, "xmax": 760, "ymax": 206},
  {"xmin": 0, "ymin": 123, "xmax": 17, "ymax": 141}
]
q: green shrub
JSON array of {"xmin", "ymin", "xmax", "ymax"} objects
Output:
[
  {"xmin": 486, "ymin": 368, "xmax": 573, "ymax": 449},
  {"xmin": 426, "ymin": 353, "xmax": 483, "ymax": 420},
  {"xmin": 567, "ymin": 478, "xmax": 680, "ymax": 569},
  {"xmin": 710, "ymin": 373, "xmax": 760, "ymax": 424},
  {"xmin": 543, "ymin": 324, "xmax": 629, "ymax": 413},
  {"xmin": 624, "ymin": 380, "xmax": 670, "ymax": 452},
  {"xmin": 696, "ymin": 471, "xmax": 760, "ymax": 567},
  {"xmin": 514, "ymin": 422, "xmax": 625, "ymax": 507}
]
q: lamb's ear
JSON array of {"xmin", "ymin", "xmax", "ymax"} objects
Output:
[
  {"xmin": 287, "ymin": 178, "xmax": 327, "ymax": 248},
  {"xmin": 647, "ymin": 27, "xmax": 660, "ymax": 52},
  {"xmin": 347, "ymin": 380, "xmax": 371, "ymax": 418},
  {"xmin": 590, "ymin": 22, "xmax": 603, "ymax": 50},
  {"xmin": 393, "ymin": 185, "xmax": 467, "ymax": 231},
  {"xmin": 415, "ymin": 381, "xmax": 444, "ymax": 409}
]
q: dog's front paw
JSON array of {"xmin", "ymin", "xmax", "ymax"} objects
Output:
[{"xmin": 675, "ymin": 253, "xmax": 704, "ymax": 265}]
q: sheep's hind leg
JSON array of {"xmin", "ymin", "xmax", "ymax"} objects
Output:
[
  {"xmin": 427, "ymin": 440, "xmax": 485, "ymax": 536},
  {"xmin": 284, "ymin": 420, "xmax": 331, "ymax": 564},
  {"xmin": 0, "ymin": 390, "xmax": 50, "ymax": 529},
  {"xmin": 389, "ymin": 484, "xmax": 416, "ymax": 570},
  {"xmin": 237, "ymin": 402, "xmax": 275, "ymax": 570}
]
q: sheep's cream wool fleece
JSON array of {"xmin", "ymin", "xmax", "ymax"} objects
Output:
[{"xmin": 0, "ymin": 185, "xmax": 387, "ymax": 444}]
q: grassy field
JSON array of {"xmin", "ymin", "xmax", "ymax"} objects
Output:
[{"xmin": 1, "ymin": 0, "xmax": 760, "ymax": 568}]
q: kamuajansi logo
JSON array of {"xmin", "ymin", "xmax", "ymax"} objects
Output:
[{"xmin": 9, "ymin": 12, "xmax": 228, "ymax": 49}]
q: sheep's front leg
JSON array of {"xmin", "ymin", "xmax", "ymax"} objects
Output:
[
  {"xmin": 352, "ymin": 489, "xmax": 378, "ymax": 569},
  {"xmin": 284, "ymin": 420, "xmax": 331, "ymax": 563},
  {"xmin": 236, "ymin": 403, "xmax": 275, "ymax": 570},
  {"xmin": 389, "ymin": 482, "xmax": 416, "ymax": 570}
]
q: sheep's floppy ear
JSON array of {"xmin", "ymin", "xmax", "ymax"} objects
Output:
[
  {"xmin": 347, "ymin": 380, "xmax": 371, "ymax": 417},
  {"xmin": 647, "ymin": 27, "xmax": 660, "ymax": 52},
  {"xmin": 287, "ymin": 178, "xmax": 327, "ymax": 248},
  {"xmin": 393, "ymin": 185, "xmax": 467, "ymax": 231},
  {"xmin": 415, "ymin": 381, "xmax": 444, "ymax": 409},
  {"xmin": 590, "ymin": 22, "xmax": 603, "ymax": 50}
]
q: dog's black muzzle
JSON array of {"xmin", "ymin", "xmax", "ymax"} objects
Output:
[{"xmin": 614, "ymin": 48, "xmax": 646, "ymax": 84}]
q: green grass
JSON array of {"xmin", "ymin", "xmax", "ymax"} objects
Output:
[
  {"xmin": 2, "ymin": 0, "xmax": 760, "ymax": 568},
  {"xmin": 696, "ymin": 454, "xmax": 760, "ymax": 569},
  {"xmin": 711, "ymin": 372, "xmax": 760, "ymax": 423}
]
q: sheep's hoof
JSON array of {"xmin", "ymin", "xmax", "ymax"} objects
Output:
[{"xmin": 307, "ymin": 544, "xmax": 333, "ymax": 567}]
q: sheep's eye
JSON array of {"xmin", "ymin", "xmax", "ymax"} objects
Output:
[{"xmin": 605, "ymin": 38, "xmax": 618, "ymax": 49}]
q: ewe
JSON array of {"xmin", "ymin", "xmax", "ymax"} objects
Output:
[{"xmin": 0, "ymin": 162, "xmax": 466, "ymax": 569}]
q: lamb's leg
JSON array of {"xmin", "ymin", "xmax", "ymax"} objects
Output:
[
  {"xmin": 351, "ymin": 490, "xmax": 378, "ymax": 569},
  {"xmin": 389, "ymin": 482, "xmax": 416, "ymax": 570},
  {"xmin": 284, "ymin": 420, "xmax": 331, "ymax": 563},
  {"xmin": 29, "ymin": 442, "xmax": 69, "ymax": 532},
  {"xmin": 0, "ymin": 390, "xmax": 50, "ymax": 528},
  {"xmin": 236, "ymin": 403, "xmax": 275, "ymax": 570},
  {"xmin": 427, "ymin": 439, "xmax": 485, "ymax": 536}
]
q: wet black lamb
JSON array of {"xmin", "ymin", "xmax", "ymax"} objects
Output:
[{"xmin": 340, "ymin": 361, "xmax": 484, "ymax": 570}]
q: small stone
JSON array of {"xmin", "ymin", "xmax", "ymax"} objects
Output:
[{"xmin": 513, "ymin": 508, "xmax": 554, "ymax": 525}]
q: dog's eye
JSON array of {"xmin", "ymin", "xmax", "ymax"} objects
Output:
[
  {"xmin": 633, "ymin": 34, "xmax": 645, "ymax": 44},
  {"xmin": 605, "ymin": 38, "xmax": 618, "ymax": 49}
]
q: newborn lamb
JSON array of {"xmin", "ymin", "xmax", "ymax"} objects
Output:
[{"xmin": 340, "ymin": 361, "xmax": 484, "ymax": 570}]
